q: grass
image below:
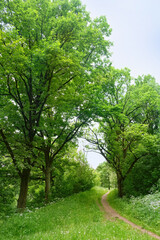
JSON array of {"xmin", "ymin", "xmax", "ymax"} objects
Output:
[
  {"xmin": 107, "ymin": 189, "xmax": 160, "ymax": 236},
  {"xmin": 0, "ymin": 187, "xmax": 156, "ymax": 240}
]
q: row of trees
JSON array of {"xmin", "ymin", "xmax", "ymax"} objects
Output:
[
  {"xmin": 0, "ymin": 0, "xmax": 160, "ymax": 212},
  {"xmin": 0, "ymin": 147, "xmax": 97, "ymax": 214}
]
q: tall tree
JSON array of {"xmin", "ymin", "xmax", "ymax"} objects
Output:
[
  {"xmin": 86, "ymin": 68, "xmax": 160, "ymax": 197},
  {"xmin": 36, "ymin": 72, "xmax": 103, "ymax": 202},
  {"xmin": 0, "ymin": 0, "xmax": 111, "ymax": 208}
]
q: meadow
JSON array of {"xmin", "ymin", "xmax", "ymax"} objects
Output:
[{"xmin": 0, "ymin": 187, "xmax": 157, "ymax": 240}]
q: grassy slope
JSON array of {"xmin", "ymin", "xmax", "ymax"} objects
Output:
[
  {"xmin": 0, "ymin": 187, "xmax": 156, "ymax": 240},
  {"xmin": 107, "ymin": 190, "xmax": 160, "ymax": 236}
]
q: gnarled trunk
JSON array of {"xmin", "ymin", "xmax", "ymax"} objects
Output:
[{"xmin": 17, "ymin": 168, "xmax": 31, "ymax": 210}]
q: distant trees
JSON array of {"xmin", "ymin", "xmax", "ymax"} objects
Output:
[
  {"xmin": 96, "ymin": 162, "xmax": 116, "ymax": 189},
  {"xmin": 53, "ymin": 150, "xmax": 97, "ymax": 197}
]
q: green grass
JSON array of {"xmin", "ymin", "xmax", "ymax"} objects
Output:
[
  {"xmin": 0, "ymin": 187, "xmax": 156, "ymax": 240},
  {"xmin": 107, "ymin": 189, "xmax": 160, "ymax": 236}
]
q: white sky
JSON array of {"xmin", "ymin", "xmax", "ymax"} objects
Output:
[
  {"xmin": 80, "ymin": 0, "xmax": 160, "ymax": 169},
  {"xmin": 81, "ymin": 0, "xmax": 160, "ymax": 82}
]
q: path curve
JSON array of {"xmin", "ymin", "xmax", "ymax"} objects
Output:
[{"xmin": 101, "ymin": 192, "xmax": 160, "ymax": 240}]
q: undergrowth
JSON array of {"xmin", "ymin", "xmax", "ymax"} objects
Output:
[{"xmin": 107, "ymin": 189, "xmax": 160, "ymax": 236}]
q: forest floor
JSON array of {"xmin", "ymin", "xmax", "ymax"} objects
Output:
[{"xmin": 100, "ymin": 192, "xmax": 160, "ymax": 240}]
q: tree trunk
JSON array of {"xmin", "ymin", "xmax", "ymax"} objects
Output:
[
  {"xmin": 44, "ymin": 149, "xmax": 52, "ymax": 203},
  {"xmin": 116, "ymin": 172, "xmax": 124, "ymax": 198},
  {"xmin": 45, "ymin": 165, "xmax": 51, "ymax": 203},
  {"xmin": 17, "ymin": 168, "xmax": 31, "ymax": 210}
]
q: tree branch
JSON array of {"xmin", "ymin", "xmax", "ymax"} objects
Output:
[{"xmin": 0, "ymin": 129, "xmax": 21, "ymax": 176}]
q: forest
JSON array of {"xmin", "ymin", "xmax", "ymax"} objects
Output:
[{"xmin": 0, "ymin": 0, "xmax": 160, "ymax": 239}]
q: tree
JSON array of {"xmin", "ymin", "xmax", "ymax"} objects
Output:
[
  {"xmin": 85, "ymin": 68, "xmax": 160, "ymax": 197},
  {"xmin": 36, "ymin": 112, "xmax": 88, "ymax": 202},
  {"xmin": 0, "ymin": 0, "xmax": 111, "ymax": 208},
  {"xmin": 96, "ymin": 162, "xmax": 116, "ymax": 189},
  {"xmin": 34, "ymin": 74, "xmax": 101, "ymax": 202}
]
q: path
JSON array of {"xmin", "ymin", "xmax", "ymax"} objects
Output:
[{"xmin": 101, "ymin": 192, "xmax": 160, "ymax": 240}]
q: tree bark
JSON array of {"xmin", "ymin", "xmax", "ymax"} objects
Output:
[
  {"xmin": 17, "ymin": 168, "xmax": 31, "ymax": 210},
  {"xmin": 44, "ymin": 149, "xmax": 52, "ymax": 203},
  {"xmin": 116, "ymin": 172, "xmax": 124, "ymax": 198},
  {"xmin": 45, "ymin": 166, "xmax": 51, "ymax": 203}
]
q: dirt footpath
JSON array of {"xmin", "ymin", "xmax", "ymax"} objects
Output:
[{"xmin": 101, "ymin": 192, "xmax": 160, "ymax": 240}]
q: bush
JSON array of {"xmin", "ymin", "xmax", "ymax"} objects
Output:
[
  {"xmin": 0, "ymin": 158, "xmax": 19, "ymax": 216},
  {"xmin": 108, "ymin": 189, "xmax": 160, "ymax": 235},
  {"xmin": 123, "ymin": 155, "xmax": 160, "ymax": 196},
  {"xmin": 53, "ymin": 156, "xmax": 96, "ymax": 198}
]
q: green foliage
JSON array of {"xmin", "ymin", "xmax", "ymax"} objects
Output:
[
  {"xmin": 23, "ymin": 149, "xmax": 97, "ymax": 208},
  {"xmin": 0, "ymin": 0, "xmax": 160, "ymax": 214},
  {"xmin": 0, "ymin": 0, "xmax": 112, "ymax": 208},
  {"xmin": 0, "ymin": 157, "xmax": 19, "ymax": 216},
  {"xmin": 0, "ymin": 187, "xmax": 155, "ymax": 240},
  {"xmin": 150, "ymin": 179, "xmax": 160, "ymax": 193},
  {"xmin": 27, "ymin": 180, "xmax": 45, "ymax": 208},
  {"xmin": 96, "ymin": 162, "xmax": 117, "ymax": 189},
  {"xmin": 52, "ymin": 151, "xmax": 97, "ymax": 197},
  {"xmin": 108, "ymin": 190, "xmax": 160, "ymax": 236},
  {"xmin": 123, "ymin": 155, "xmax": 160, "ymax": 196},
  {"xmin": 86, "ymin": 68, "xmax": 160, "ymax": 197}
]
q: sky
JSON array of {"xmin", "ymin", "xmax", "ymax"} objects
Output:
[{"xmin": 80, "ymin": 0, "xmax": 160, "ymax": 169}]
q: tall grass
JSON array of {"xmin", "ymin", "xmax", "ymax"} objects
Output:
[
  {"xmin": 0, "ymin": 187, "xmax": 156, "ymax": 240},
  {"xmin": 108, "ymin": 190, "xmax": 160, "ymax": 236}
]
